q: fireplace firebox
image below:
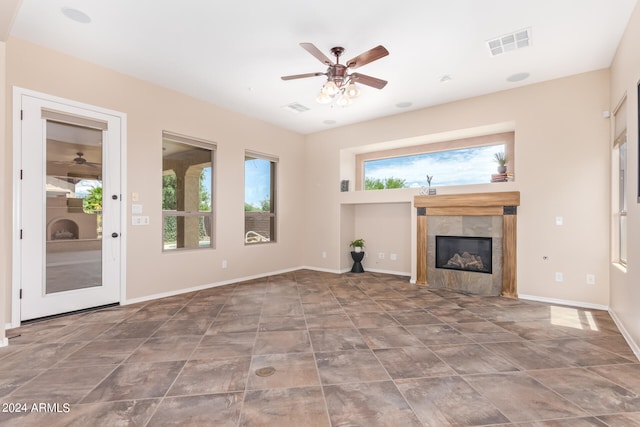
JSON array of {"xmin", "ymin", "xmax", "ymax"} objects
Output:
[{"xmin": 435, "ymin": 235, "xmax": 492, "ymax": 274}]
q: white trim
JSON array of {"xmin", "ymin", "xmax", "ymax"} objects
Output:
[
  {"xmin": 11, "ymin": 86, "xmax": 127, "ymax": 326},
  {"xmin": 519, "ymin": 294, "xmax": 608, "ymax": 311},
  {"xmin": 299, "ymin": 266, "xmax": 343, "ymax": 275},
  {"xmin": 124, "ymin": 265, "xmax": 411, "ymax": 306},
  {"xmin": 11, "ymin": 87, "xmax": 22, "ymax": 328},
  {"xmin": 5, "ymin": 323, "xmax": 18, "ymax": 330},
  {"xmin": 361, "ymin": 267, "xmax": 411, "ymax": 277},
  {"xmin": 0, "ymin": 338, "xmax": 8, "ymax": 348},
  {"xmin": 608, "ymin": 309, "xmax": 640, "ymax": 362},
  {"xmin": 123, "ymin": 266, "xmax": 303, "ymax": 305}
]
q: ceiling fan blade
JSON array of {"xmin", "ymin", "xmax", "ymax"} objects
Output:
[
  {"xmin": 346, "ymin": 45, "xmax": 389, "ymax": 69},
  {"xmin": 281, "ymin": 72, "xmax": 326, "ymax": 81},
  {"xmin": 351, "ymin": 73, "xmax": 388, "ymax": 89},
  {"xmin": 300, "ymin": 43, "xmax": 333, "ymax": 65}
]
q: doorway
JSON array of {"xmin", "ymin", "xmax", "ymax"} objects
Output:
[{"xmin": 13, "ymin": 89, "xmax": 126, "ymax": 322}]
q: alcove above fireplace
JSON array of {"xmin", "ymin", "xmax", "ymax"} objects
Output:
[{"xmin": 414, "ymin": 191, "xmax": 520, "ymax": 298}]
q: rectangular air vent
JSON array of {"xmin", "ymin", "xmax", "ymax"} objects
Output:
[
  {"xmin": 487, "ymin": 28, "xmax": 531, "ymax": 56},
  {"xmin": 281, "ymin": 102, "xmax": 310, "ymax": 114}
]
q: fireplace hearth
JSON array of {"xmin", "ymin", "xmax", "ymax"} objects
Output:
[{"xmin": 436, "ymin": 236, "xmax": 492, "ymax": 274}]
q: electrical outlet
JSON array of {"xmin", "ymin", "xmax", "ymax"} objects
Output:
[
  {"xmin": 378, "ymin": 252, "xmax": 385, "ymax": 260},
  {"xmin": 555, "ymin": 272, "xmax": 564, "ymax": 282},
  {"xmin": 586, "ymin": 274, "xmax": 596, "ymax": 285},
  {"xmin": 222, "ymin": 260, "xmax": 227, "ymax": 269},
  {"xmin": 555, "ymin": 216, "xmax": 563, "ymax": 226},
  {"xmin": 322, "ymin": 251, "xmax": 327, "ymax": 259},
  {"xmin": 390, "ymin": 253, "xmax": 397, "ymax": 261}
]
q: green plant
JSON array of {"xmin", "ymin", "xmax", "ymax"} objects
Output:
[
  {"xmin": 364, "ymin": 177, "xmax": 407, "ymax": 190},
  {"xmin": 83, "ymin": 185, "xmax": 102, "ymax": 214},
  {"xmin": 493, "ymin": 152, "xmax": 507, "ymax": 166},
  {"xmin": 349, "ymin": 238, "xmax": 365, "ymax": 248}
]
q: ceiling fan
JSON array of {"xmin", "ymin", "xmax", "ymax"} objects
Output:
[
  {"xmin": 49, "ymin": 152, "xmax": 101, "ymax": 168},
  {"xmin": 281, "ymin": 43, "xmax": 389, "ymax": 105}
]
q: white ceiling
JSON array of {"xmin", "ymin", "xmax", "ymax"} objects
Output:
[{"xmin": 9, "ymin": 0, "xmax": 638, "ymax": 135}]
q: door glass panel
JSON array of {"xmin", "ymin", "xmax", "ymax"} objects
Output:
[{"xmin": 45, "ymin": 121, "xmax": 103, "ymax": 294}]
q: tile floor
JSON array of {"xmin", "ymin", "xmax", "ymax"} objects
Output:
[{"xmin": 1, "ymin": 270, "xmax": 640, "ymax": 426}]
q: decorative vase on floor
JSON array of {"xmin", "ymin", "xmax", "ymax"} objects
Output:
[{"xmin": 350, "ymin": 251, "xmax": 365, "ymax": 273}]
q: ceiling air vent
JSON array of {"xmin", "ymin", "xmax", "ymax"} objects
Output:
[
  {"xmin": 281, "ymin": 102, "xmax": 310, "ymax": 114},
  {"xmin": 487, "ymin": 28, "xmax": 531, "ymax": 56}
]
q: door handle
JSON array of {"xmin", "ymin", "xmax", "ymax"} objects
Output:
[{"xmin": 112, "ymin": 232, "xmax": 119, "ymax": 238}]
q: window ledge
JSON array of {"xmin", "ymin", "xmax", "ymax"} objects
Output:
[{"xmin": 612, "ymin": 262, "xmax": 627, "ymax": 274}]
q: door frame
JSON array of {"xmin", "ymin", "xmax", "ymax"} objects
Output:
[{"xmin": 11, "ymin": 87, "xmax": 128, "ymax": 327}]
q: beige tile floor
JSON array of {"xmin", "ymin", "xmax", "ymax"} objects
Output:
[{"xmin": 1, "ymin": 270, "xmax": 640, "ymax": 426}]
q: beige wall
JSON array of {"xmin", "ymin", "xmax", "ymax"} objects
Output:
[
  {"xmin": 609, "ymin": 3, "xmax": 640, "ymax": 353},
  {"xmin": 304, "ymin": 69, "xmax": 612, "ymax": 308},
  {"xmin": 2, "ymin": 8, "xmax": 637, "ymax": 360},
  {"xmin": 4, "ymin": 37, "xmax": 306, "ymax": 323}
]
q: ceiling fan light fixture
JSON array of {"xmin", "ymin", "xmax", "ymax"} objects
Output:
[
  {"xmin": 321, "ymin": 80, "xmax": 340, "ymax": 96},
  {"xmin": 316, "ymin": 92, "xmax": 332, "ymax": 104},
  {"xmin": 336, "ymin": 94, "xmax": 352, "ymax": 107},
  {"xmin": 284, "ymin": 43, "xmax": 389, "ymax": 107},
  {"xmin": 346, "ymin": 83, "xmax": 360, "ymax": 98}
]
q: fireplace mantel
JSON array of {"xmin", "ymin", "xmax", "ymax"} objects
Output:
[{"xmin": 414, "ymin": 191, "xmax": 520, "ymax": 298}]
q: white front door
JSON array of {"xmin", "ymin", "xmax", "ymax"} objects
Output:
[{"xmin": 15, "ymin": 90, "xmax": 124, "ymax": 321}]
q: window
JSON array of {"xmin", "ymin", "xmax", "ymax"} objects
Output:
[
  {"xmin": 613, "ymin": 98, "xmax": 627, "ymax": 266},
  {"xmin": 162, "ymin": 131, "xmax": 215, "ymax": 251},
  {"xmin": 356, "ymin": 132, "xmax": 514, "ymax": 190},
  {"xmin": 245, "ymin": 151, "xmax": 277, "ymax": 244},
  {"xmin": 619, "ymin": 137, "xmax": 628, "ymax": 265}
]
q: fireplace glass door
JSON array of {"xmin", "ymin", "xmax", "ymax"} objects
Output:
[{"xmin": 435, "ymin": 235, "xmax": 492, "ymax": 274}]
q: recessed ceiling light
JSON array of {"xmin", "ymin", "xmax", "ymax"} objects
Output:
[
  {"xmin": 61, "ymin": 7, "xmax": 91, "ymax": 24},
  {"xmin": 395, "ymin": 102, "xmax": 412, "ymax": 109},
  {"xmin": 506, "ymin": 72, "xmax": 530, "ymax": 82},
  {"xmin": 323, "ymin": 120, "xmax": 337, "ymax": 125}
]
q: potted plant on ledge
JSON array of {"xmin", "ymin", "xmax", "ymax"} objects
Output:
[
  {"xmin": 494, "ymin": 152, "xmax": 508, "ymax": 174},
  {"xmin": 349, "ymin": 238, "xmax": 365, "ymax": 253}
]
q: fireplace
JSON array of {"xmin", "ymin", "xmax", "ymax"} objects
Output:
[
  {"xmin": 436, "ymin": 235, "xmax": 492, "ymax": 274},
  {"xmin": 414, "ymin": 191, "xmax": 520, "ymax": 298}
]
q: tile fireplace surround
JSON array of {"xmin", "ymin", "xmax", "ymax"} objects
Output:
[{"xmin": 415, "ymin": 192, "xmax": 520, "ymax": 298}]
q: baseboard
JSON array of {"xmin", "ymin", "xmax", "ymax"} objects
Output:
[
  {"xmin": 5, "ymin": 322, "xmax": 18, "ymax": 331},
  {"xmin": 124, "ymin": 266, "xmax": 307, "ymax": 305},
  {"xmin": 360, "ymin": 267, "xmax": 411, "ymax": 277},
  {"xmin": 124, "ymin": 265, "xmax": 414, "ymax": 306},
  {"xmin": 608, "ymin": 309, "xmax": 640, "ymax": 362},
  {"xmin": 0, "ymin": 337, "xmax": 8, "ymax": 348},
  {"xmin": 299, "ymin": 266, "xmax": 343, "ymax": 275},
  {"xmin": 518, "ymin": 294, "xmax": 608, "ymax": 311}
]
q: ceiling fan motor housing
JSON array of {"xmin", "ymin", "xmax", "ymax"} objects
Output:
[{"xmin": 329, "ymin": 64, "xmax": 348, "ymax": 86}]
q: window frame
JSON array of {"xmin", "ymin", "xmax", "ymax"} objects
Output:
[
  {"xmin": 355, "ymin": 132, "xmax": 515, "ymax": 190},
  {"xmin": 612, "ymin": 96, "xmax": 627, "ymax": 267},
  {"xmin": 244, "ymin": 150, "xmax": 278, "ymax": 245},
  {"xmin": 161, "ymin": 131, "xmax": 216, "ymax": 252},
  {"xmin": 615, "ymin": 134, "xmax": 628, "ymax": 267}
]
